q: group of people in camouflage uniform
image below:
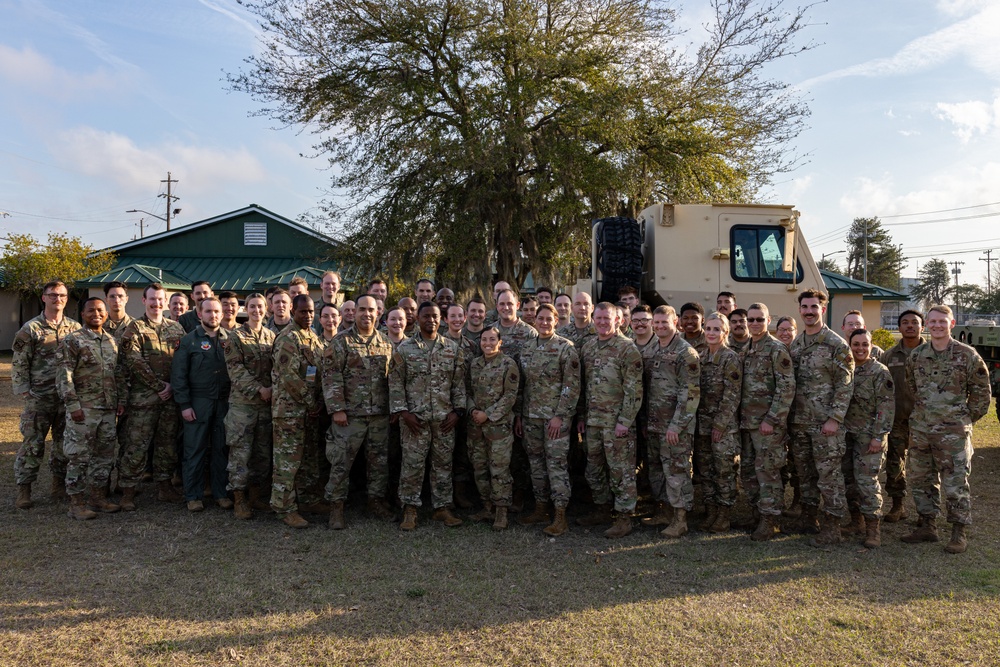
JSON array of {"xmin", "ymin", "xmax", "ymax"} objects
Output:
[{"xmin": 11, "ymin": 274, "xmax": 994, "ymax": 553}]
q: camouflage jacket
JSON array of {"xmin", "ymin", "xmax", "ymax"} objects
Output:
[
  {"xmin": 119, "ymin": 315, "xmax": 185, "ymax": 408},
  {"xmin": 578, "ymin": 335, "xmax": 644, "ymax": 429},
  {"xmin": 517, "ymin": 334, "xmax": 580, "ymax": 421},
  {"xmin": 728, "ymin": 335, "xmax": 751, "ymax": 354},
  {"xmin": 11, "ymin": 314, "xmax": 82, "ymax": 397},
  {"xmin": 224, "ymin": 323, "xmax": 275, "ymax": 406},
  {"xmin": 271, "ymin": 322, "xmax": 323, "ymax": 418},
  {"xmin": 697, "ymin": 345, "xmax": 742, "ymax": 435},
  {"xmin": 444, "ymin": 331, "xmax": 480, "ymax": 360},
  {"xmin": 557, "ymin": 320, "xmax": 597, "ymax": 348},
  {"xmin": 322, "ymin": 326, "xmax": 393, "ymax": 417},
  {"xmin": 632, "ymin": 335, "xmax": 658, "ymax": 356},
  {"xmin": 882, "ymin": 340, "xmax": 918, "ymax": 428},
  {"xmin": 467, "ymin": 353, "xmax": 519, "ymax": 424},
  {"xmin": 496, "ymin": 318, "xmax": 539, "ymax": 364},
  {"xmin": 683, "ymin": 331, "xmax": 708, "ymax": 356},
  {"xmin": 105, "ymin": 313, "xmax": 135, "ymax": 344},
  {"xmin": 641, "ymin": 334, "xmax": 700, "ymax": 435},
  {"xmin": 844, "ymin": 358, "xmax": 895, "ymax": 441},
  {"xmin": 906, "ymin": 338, "xmax": 992, "ymax": 434},
  {"xmin": 789, "ymin": 326, "xmax": 854, "ymax": 427},
  {"xmin": 266, "ymin": 318, "xmax": 291, "ymax": 336},
  {"xmin": 171, "ymin": 326, "xmax": 231, "ymax": 408},
  {"xmin": 389, "ymin": 333, "xmax": 467, "ymax": 421},
  {"xmin": 462, "ymin": 325, "xmax": 484, "ymax": 352},
  {"xmin": 740, "ymin": 334, "xmax": 795, "ymax": 430},
  {"xmin": 56, "ymin": 327, "xmax": 120, "ymax": 413}
]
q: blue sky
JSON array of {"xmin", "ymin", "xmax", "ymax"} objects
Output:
[{"xmin": 2, "ymin": 0, "xmax": 999, "ymax": 287}]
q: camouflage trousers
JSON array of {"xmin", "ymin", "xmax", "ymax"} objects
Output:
[
  {"xmin": 119, "ymin": 400, "xmax": 179, "ymax": 487},
  {"xmin": 790, "ymin": 426, "xmax": 847, "ymax": 518},
  {"xmin": 398, "ymin": 419, "xmax": 455, "ymax": 509},
  {"xmin": 63, "ymin": 408, "xmax": 117, "ymax": 496},
  {"xmin": 647, "ymin": 430, "xmax": 694, "ymax": 511},
  {"xmin": 884, "ymin": 423, "xmax": 909, "ymax": 499},
  {"xmin": 271, "ymin": 414, "xmax": 323, "ymax": 515},
  {"xmin": 325, "ymin": 415, "xmax": 390, "ymax": 503},
  {"xmin": 694, "ymin": 431, "xmax": 739, "ymax": 507},
  {"xmin": 522, "ymin": 417, "xmax": 572, "ymax": 509},
  {"xmin": 225, "ymin": 402, "xmax": 273, "ymax": 491},
  {"xmin": 467, "ymin": 418, "xmax": 514, "ymax": 507},
  {"xmin": 584, "ymin": 425, "xmax": 637, "ymax": 514},
  {"xmin": 15, "ymin": 392, "xmax": 67, "ymax": 484},
  {"xmin": 908, "ymin": 429, "xmax": 974, "ymax": 525},
  {"xmin": 843, "ymin": 432, "xmax": 886, "ymax": 516},
  {"xmin": 740, "ymin": 427, "xmax": 786, "ymax": 516}
]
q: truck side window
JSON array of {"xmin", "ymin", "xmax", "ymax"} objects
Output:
[{"xmin": 731, "ymin": 225, "xmax": 803, "ymax": 283}]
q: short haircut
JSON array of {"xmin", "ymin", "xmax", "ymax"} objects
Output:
[
  {"xmin": 386, "ymin": 306, "xmax": 406, "ymax": 319},
  {"xmin": 928, "ymin": 304, "xmax": 954, "ymax": 319},
  {"xmin": 618, "ymin": 285, "xmax": 639, "ymax": 298},
  {"xmin": 497, "ymin": 287, "xmax": 520, "ymax": 302},
  {"xmin": 169, "ymin": 292, "xmax": 188, "ymax": 303},
  {"xmin": 594, "ymin": 301, "xmax": 616, "ymax": 313},
  {"xmin": 717, "ymin": 291, "xmax": 736, "ymax": 301},
  {"xmin": 219, "ymin": 290, "xmax": 238, "ymax": 301},
  {"xmin": 320, "ymin": 302, "xmax": 340, "ymax": 317},
  {"xmin": 521, "ymin": 296, "xmax": 537, "ymax": 306},
  {"xmin": 536, "ymin": 286, "xmax": 553, "ymax": 299},
  {"xmin": 842, "ymin": 309, "xmax": 863, "ymax": 327},
  {"xmin": 368, "ymin": 278, "xmax": 387, "ymax": 289},
  {"xmin": 103, "ymin": 281, "xmax": 127, "ymax": 295},
  {"xmin": 270, "ymin": 288, "xmax": 290, "ymax": 302},
  {"xmin": 897, "ymin": 309, "xmax": 924, "ymax": 327},
  {"xmin": 797, "ymin": 288, "xmax": 828, "ymax": 305},
  {"xmin": 679, "ymin": 302, "xmax": 704, "ymax": 317},
  {"xmin": 536, "ymin": 303, "xmax": 558, "ymax": 318},
  {"xmin": 356, "ymin": 294, "xmax": 378, "ymax": 308},
  {"xmin": 417, "ymin": 300, "xmax": 439, "ymax": 315},
  {"xmin": 190, "ymin": 280, "xmax": 211, "ymax": 291},
  {"xmin": 554, "ymin": 292, "xmax": 572, "ymax": 304},
  {"xmin": 481, "ymin": 325, "xmax": 502, "ymax": 341},
  {"xmin": 631, "ymin": 304, "xmax": 652, "ymax": 316},
  {"xmin": 849, "ymin": 328, "xmax": 871, "ymax": 343},
  {"xmin": 199, "ymin": 297, "xmax": 221, "ymax": 312},
  {"xmin": 775, "ymin": 315, "xmax": 796, "ymax": 329},
  {"xmin": 264, "ymin": 286, "xmax": 279, "ymax": 299},
  {"xmin": 467, "ymin": 296, "xmax": 487, "ymax": 308},
  {"xmin": 80, "ymin": 296, "xmax": 106, "ymax": 312},
  {"xmin": 747, "ymin": 302, "xmax": 769, "ymax": 316},
  {"xmin": 288, "ymin": 276, "xmax": 309, "ymax": 289},
  {"xmin": 321, "ymin": 270, "xmax": 341, "ymax": 281},
  {"xmin": 416, "ymin": 278, "xmax": 435, "ymax": 289},
  {"xmin": 729, "ymin": 308, "xmax": 748, "ymax": 320},
  {"xmin": 292, "ymin": 294, "xmax": 313, "ymax": 310},
  {"xmin": 653, "ymin": 305, "xmax": 677, "ymax": 317},
  {"xmin": 42, "ymin": 280, "xmax": 67, "ymax": 295},
  {"xmin": 143, "ymin": 283, "xmax": 164, "ymax": 298}
]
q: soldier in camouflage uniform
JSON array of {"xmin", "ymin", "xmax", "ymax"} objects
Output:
[
  {"xmin": 270, "ymin": 295, "xmax": 325, "ymax": 528},
  {"xmin": 577, "ymin": 302, "xmax": 644, "ymax": 538},
  {"xmin": 267, "ymin": 289, "xmax": 293, "ymax": 335},
  {"xmin": 728, "ymin": 309, "xmax": 752, "ymax": 354},
  {"xmin": 692, "ymin": 312, "xmax": 742, "ymax": 533},
  {"xmin": 557, "ymin": 292, "xmax": 597, "ymax": 347},
  {"xmin": 902, "ymin": 305, "xmax": 992, "ymax": 554},
  {"xmin": 443, "ymin": 303, "xmax": 478, "ymax": 509},
  {"xmin": 628, "ymin": 306, "xmax": 656, "ymax": 353},
  {"xmin": 740, "ymin": 303, "xmax": 795, "ymax": 541},
  {"xmin": 679, "ymin": 302, "xmax": 708, "ymax": 355},
  {"xmin": 462, "ymin": 298, "xmax": 487, "ymax": 351},
  {"xmin": 322, "ymin": 295, "xmax": 395, "ymax": 529},
  {"xmin": 881, "ymin": 309, "xmax": 923, "ymax": 523},
  {"xmin": 842, "ymin": 329, "xmax": 894, "ymax": 548},
  {"xmin": 223, "ymin": 293, "xmax": 275, "ymax": 519},
  {"xmin": 514, "ymin": 304, "xmax": 580, "ymax": 536},
  {"xmin": 389, "ymin": 301, "xmax": 467, "ymax": 530},
  {"xmin": 789, "ymin": 289, "xmax": 854, "ymax": 547},
  {"xmin": 842, "ymin": 311, "xmax": 884, "ymax": 360},
  {"xmin": 466, "ymin": 327, "xmax": 520, "ymax": 530},
  {"xmin": 639, "ymin": 305, "xmax": 700, "ymax": 539},
  {"xmin": 12, "ymin": 280, "xmax": 81, "ymax": 509},
  {"xmin": 117, "ymin": 283, "xmax": 186, "ymax": 510},
  {"xmin": 103, "ymin": 281, "xmax": 134, "ymax": 343},
  {"xmin": 482, "ymin": 280, "xmax": 511, "ymax": 328},
  {"xmin": 57, "ymin": 297, "xmax": 123, "ymax": 519}
]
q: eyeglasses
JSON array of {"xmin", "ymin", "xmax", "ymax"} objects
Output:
[
  {"xmin": 747, "ymin": 317, "xmax": 766, "ymax": 323},
  {"xmin": 45, "ymin": 293, "xmax": 69, "ymax": 299}
]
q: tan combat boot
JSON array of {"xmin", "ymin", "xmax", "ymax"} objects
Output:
[
  {"xmin": 15, "ymin": 484, "xmax": 32, "ymax": 510},
  {"xmin": 751, "ymin": 513, "xmax": 779, "ymax": 541},
  {"xmin": 840, "ymin": 509, "xmax": 865, "ymax": 536},
  {"xmin": 810, "ymin": 512, "xmax": 842, "ymax": 547},
  {"xmin": 469, "ymin": 501, "xmax": 494, "ymax": 522},
  {"xmin": 640, "ymin": 501, "xmax": 672, "ymax": 527},
  {"xmin": 578, "ymin": 503, "xmax": 613, "ymax": 527},
  {"xmin": 863, "ymin": 515, "xmax": 881, "ymax": 548},
  {"xmin": 88, "ymin": 487, "xmax": 121, "ymax": 513},
  {"xmin": 605, "ymin": 513, "xmax": 633, "ymax": 539},
  {"xmin": 944, "ymin": 524, "xmax": 968, "ymax": 554},
  {"xmin": 518, "ymin": 501, "xmax": 551, "ymax": 525},
  {"xmin": 51, "ymin": 475, "xmax": 68, "ymax": 502},
  {"xmin": 661, "ymin": 508, "xmax": 688, "ymax": 539},
  {"xmin": 492, "ymin": 506, "xmax": 509, "ymax": 531},
  {"xmin": 901, "ymin": 516, "xmax": 939, "ymax": 543},
  {"xmin": 68, "ymin": 493, "xmax": 97, "ymax": 521},
  {"xmin": 884, "ymin": 497, "xmax": 908, "ymax": 523},
  {"xmin": 367, "ymin": 497, "xmax": 395, "ymax": 521},
  {"xmin": 233, "ymin": 490, "xmax": 253, "ymax": 520},
  {"xmin": 698, "ymin": 503, "xmax": 719, "ymax": 532},
  {"xmin": 282, "ymin": 511, "xmax": 309, "ymax": 529},
  {"xmin": 329, "ymin": 501, "xmax": 346, "ymax": 530},
  {"xmin": 433, "ymin": 507, "xmax": 463, "ymax": 527},
  {"xmin": 543, "ymin": 507, "xmax": 569, "ymax": 536},
  {"xmin": 158, "ymin": 480, "xmax": 184, "ymax": 504},
  {"xmin": 399, "ymin": 505, "xmax": 418, "ymax": 531},
  {"xmin": 709, "ymin": 505, "xmax": 731, "ymax": 533},
  {"xmin": 119, "ymin": 487, "xmax": 138, "ymax": 512}
]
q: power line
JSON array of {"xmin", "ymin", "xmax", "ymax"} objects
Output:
[
  {"xmin": 884, "ymin": 210, "xmax": 1000, "ymax": 227},
  {"xmin": 880, "ymin": 200, "xmax": 1000, "ymax": 219}
]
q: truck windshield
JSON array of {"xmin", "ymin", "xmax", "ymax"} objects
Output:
[{"xmin": 731, "ymin": 225, "xmax": 803, "ymax": 283}]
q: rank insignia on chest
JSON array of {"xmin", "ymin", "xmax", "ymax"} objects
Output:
[{"xmin": 201, "ymin": 341, "xmax": 212, "ymax": 351}]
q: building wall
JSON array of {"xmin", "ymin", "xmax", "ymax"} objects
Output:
[{"xmin": 1, "ymin": 290, "xmax": 23, "ymax": 350}]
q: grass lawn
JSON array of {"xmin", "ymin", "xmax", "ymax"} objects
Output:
[{"xmin": 2, "ymin": 379, "xmax": 999, "ymax": 666}]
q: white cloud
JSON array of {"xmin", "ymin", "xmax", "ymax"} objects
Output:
[
  {"xmin": 898, "ymin": 130, "xmax": 921, "ymax": 137},
  {"xmin": 935, "ymin": 0, "xmax": 989, "ymax": 17},
  {"xmin": 196, "ymin": 0, "xmax": 262, "ymax": 37},
  {"xmin": 0, "ymin": 45, "xmax": 119, "ymax": 100},
  {"xmin": 935, "ymin": 97, "xmax": 1000, "ymax": 141},
  {"xmin": 839, "ymin": 163, "xmax": 1000, "ymax": 219}
]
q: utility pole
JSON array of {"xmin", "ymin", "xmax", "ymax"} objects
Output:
[
  {"xmin": 160, "ymin": 171, "xmax": 179, "ymax": 231},
  {"xmin": 982, "ymin": 249, "xmax": 994, "ymax": 299},
  {"xmin": 950, "ymin": 260, "xmax": 965, "ymax": 318}
]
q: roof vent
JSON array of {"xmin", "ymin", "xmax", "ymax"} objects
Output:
[{"xmin": 244, "ymin": 222, "xmax": 267, "ymax": 246}]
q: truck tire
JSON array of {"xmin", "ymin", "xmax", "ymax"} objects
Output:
[{"xmin": 595, "ymin": 216, "xmax": 643, "ymax": 303}]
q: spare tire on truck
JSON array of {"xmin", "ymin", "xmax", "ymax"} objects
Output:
[{"xmin": 594, "ymin": 216, "xmax": 643, "ymax": 304}]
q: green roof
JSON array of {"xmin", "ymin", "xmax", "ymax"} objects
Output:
[
  {"xmin": 820, "ymin": 269, "xmax": 908, "ymax": 301},
  {"xmin": 75, "ymin": 263, "xmax": 189, "ymax": 290}
]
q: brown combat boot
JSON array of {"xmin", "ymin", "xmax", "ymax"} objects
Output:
[
  {"xmin": 88, "ymin": 487, "xmax": 120, "ymax": 513},
  {"xmin": 68, "ymin": 493, "xmax": 97, "ymax": 521},
  {"xmin": 841, "ymin": 509, "xmax": 865, "ymax": 536},
  {"xmin": 329, "ymin": 501, "xmax": 346, "ymax": 530},
  {"xmin": 944, "ymin": 523, "xmax": 968, "ymax": 554},
  {"xmin": 469, "ymin": 502, "xmax": 494, "ymax": 522},
  {"xmin": 518, "ymin": 501, "xmax": 551, "ymax": 525},
  {"xmin": 433, "ymin": 507, "xmax": 463, "ymax": 527},
  {"xmin": 282, "ymin": 511, "xmax": 309, "ymax": 529},
  {"xmin": 543, "ymin": 507, "xmax": 569, "ymax": 536},
  {"xmin": 640, "ymin": 501, "xmax": 672, "ymax": 527},
  {"xmin": 901, "ymin": 516, "xmax": 939, "ymax": 543},
  {"xmin": 661, "ymin": 508, "xmax": 688, "ymax": 539},
  {"xmin": 233, "ymin": 490, "xmax": 253, "ymax": 520},
  {"xmin": 187, "ymin": 499, "xmax": 204, "ymax": 512},
  {"xmin": 492, "ymin": 506, "xmax": 509, "ymax": 531},
  {"xmin": 51, "ymin": 475, "xmax": 68, "ymax": 502},
  {"xmin": 399, "ymin": 505, "xmax": 418, "ymax": 531},
  {"xmin": 119, "ymin": 487, "xmax": 137, "ymax": 511},
  {"xmin": 810, "ymin": 512, "xmax": 842, "ymax": 547},
  {"xmin": 863, "ymin": 514, "xmax": 881, "ymax": 548},
  {"xmin": 884, "ymin": 497, "xmax": 908, "ymax": 523},
  {"xmin": 605, "ymin": 513, "xmax": 633, "ymax": 539},
  {"xmin": 710, "ymin": 505, "xmax": 731, "ymax": 533},
  {"xmin": 698, "ymin": 504, "xmax": 719, "ymax": 532},
  {"xmin": 367, "ymin": 497, "xmax": 395, "ymax": 521},
  {"xmin": 577, "ymin": 503, "xmax": 613, "ymax": 527},
  {"xmin": 249, "ymin": 485, "xmax": 272, "ymax": 511},
  {"xmin": 751, "ymin": 513, "xmax": 780, "ymax": 541},
  {"xmin": 15, "ymin": 483, "xmax": 32, "ymax": 510},
  {"xmin": 158, "ymin": 480, "xmax": 184, "ymax": 504},
  {"xmin": 791, "ymin": 504, "xmax": 820, "ymax": 534}
]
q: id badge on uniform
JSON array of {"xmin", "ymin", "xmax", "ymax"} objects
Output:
[{"xmin": 306, "ymin": 365, "xmax": 317, "ymax": 383}]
